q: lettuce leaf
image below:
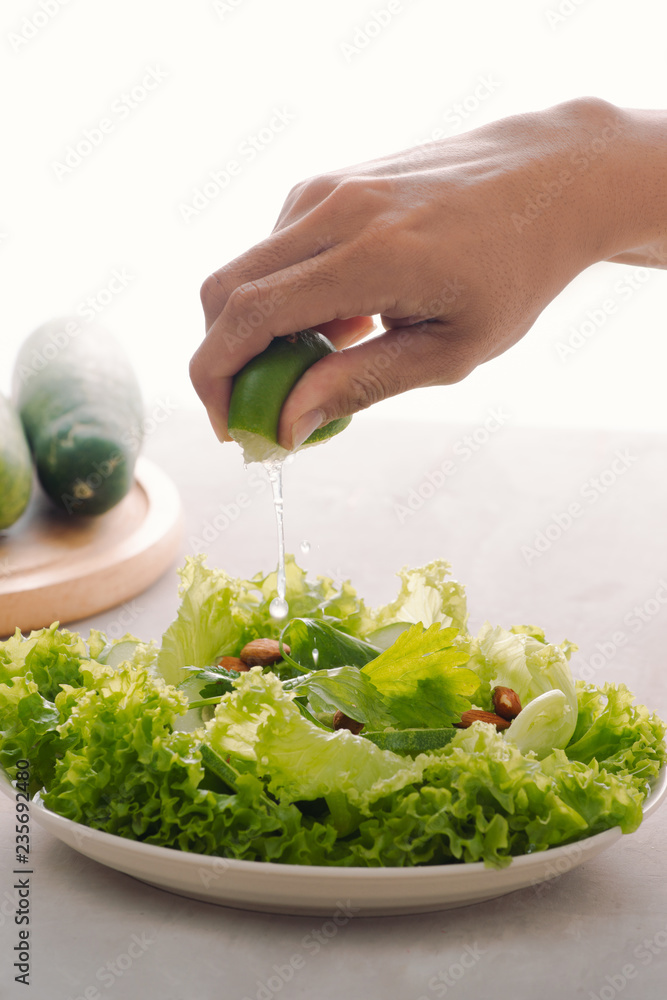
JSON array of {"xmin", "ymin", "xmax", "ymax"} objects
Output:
[
  {"xmin": 284, "ymin": 623, "xmax": 478, "ymax": 731},
  {"xmin": 505, "ymin": 688, "xmax": 577, "ymax": 759},
  {"xmin": 343, "ymin": 722, "xmax": 647, "ymax": 868},
  {"xmin": 155, "ymin": 557, "xmax": 251, "ymax": 686},
  {"xmin": 35, "ymin": 660, "xmax": 337, "ymax": 862},
  {"xmin": 361, "ymin": 623, "xmax": 479, "ymax": 728},
  {"xmin": 0, "ymin": 624, "xmax": 91, "ymax": 701},
  {"xmin": 205, "ymin": 669, "xmax": 426, "ymax": 831},
  {"xmin": 288, "ymin": 665, "xmax": 397, "ymax": 729},
  {"xmin": 468, "ymin": 623, "xmax": 578, "ymax": 751},
  {"xmin": 0, "ymin": 674, "xmax": 67, "ymax": 795},
  {"xmin": 368, "ymin": 560, "xmax": 468, "ymax": 633},
  {"xmin": 1, "ymin": 557, "xmax": 664, "ymax": 871},
  {"xmin": 0, "ymin": 626, "xmax": 98, "ymax": 792},
  {"xmin": 252, "ymin": 558, "xmax": 374, "ymax": 635},
  {"xmin": 566, "ymin": 681, "xmax": 666, "ymax": 790},
  {"xmin": 279, "ymin": 617, "xmax": 379, "ymax": 673},
  {"xmin": 155, "ymin": 555, "xmax": 374, "ymax": 688}
]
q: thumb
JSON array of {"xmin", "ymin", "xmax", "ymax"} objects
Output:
[{"xmin": 278, "ymin": 324, "xmax": 475, "ymax": 451}]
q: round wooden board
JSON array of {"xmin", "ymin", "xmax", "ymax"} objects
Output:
[{"xmin": 0, "ymin": 457, "xmax": 183, "ymax": 637}]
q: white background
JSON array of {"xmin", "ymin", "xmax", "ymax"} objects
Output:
[{"xmin": 2, "ymin": 0, "xmax": 666, "ymax": 434}]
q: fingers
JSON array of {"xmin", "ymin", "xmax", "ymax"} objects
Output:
[
  {"xmin": 190, "ymin": 247, "xmax": 397, "ymax": 441},
  {"xmin": 314, "ymin": 316, "xmax": 377, "ymax": 347},
  {"xmin": 277, "ymin": 323, "xmax": 481, "ymax": 451},
  {"xmin": 199, "ymin": 175, "xmax": 363, "ymax": 333},
  {"xmin": 199, "ymin": 224, "xmax": 327, "ymax": 332}
]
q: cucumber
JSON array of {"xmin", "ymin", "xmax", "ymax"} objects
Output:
[
  {"xmin": 362, "ymin": 727, "xmax": 458, "ymax": 757},
  {"xmin": 366, "ymin": 622, "xmax": 413, "ymax": 651},
  {"xmin": 0, "ymin": 392, "xmax": 33, "ymax": 530},
  {"xmin": 12, "ymin": 317, "xmax": 144, "ymax": 516}
]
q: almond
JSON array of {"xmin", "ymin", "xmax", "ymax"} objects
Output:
[
  {"xmin": 332, "ymin": 710, "xmax": 364, "ymax": 735},
  {"xmin": 239, "ymin": 638, "xmax": 290, "ymax": 667},
  {"xmin": 455, "ymin": 709, "xmax": 511, "ymax": 731},
  {"xmin": 492, "ymin": 686, "xmax": 522, "ymax": 720},
  {"xmin": 219, "ymin": 656, "xmax": 248, "ymax": 673}
]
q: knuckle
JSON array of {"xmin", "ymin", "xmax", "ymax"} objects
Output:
[
  {"xmin": 225, "ymin": 280, "xmax": 262, "ymax": 319},
  {"xmin": 325, "ymin": 175, "xmax": 364, "ymax": 207},
  {"xmin": 285, "ymin": 177, "xmax": 311, "ymax": 203},
  {"xmin": 438, "ymin": 339, "xmax": 478, "ymax": 384},
  {"xmin": 188, "ymin": 351, "xmax": 206, "ymax": 394},
  {"xmin": 346, "ymin": 367, "xmax": 395, "ymax": 410},
  {"xmin": 200, "ymin": 273, "xmax": 226, "ymax": 318},
  {"xmin": 284, "ymin": 172, "xmax": 337, "ymax": 212},
  {"xmin": 329, "ymin": 174, "xmax": 392, "ymax": 211}
]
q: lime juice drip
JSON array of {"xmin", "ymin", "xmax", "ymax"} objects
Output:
[{"xmin": 264, "ymin": 460, "xmax": 289, "ymax": 620}]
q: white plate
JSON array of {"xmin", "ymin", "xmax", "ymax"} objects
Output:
[{"xmin": 2, "ymin": 768, "xmax": 665, "ymax": 916}]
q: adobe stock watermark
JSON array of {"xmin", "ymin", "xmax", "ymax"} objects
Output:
[
  {"xmin": 197, "ymin": 855, "xmax": 232, "ymax": 888},
  {"xmin": 51, "ymin": 66, "xmax": 168, "ymax": 180},
  {"xmin": 75, "ymin": 268, "xmax": 134, "ymax": 322},
  {"xmin": 212, "ymin": 0, "xmax": 248, "ymax": 16},
  {"xmin": 60, "ymin": 396, "xmax": 178, "ymax": 514},
  {"xmin": 339, "ymin": 1, "xmax": 404, "ymax": 63},
  {"xmin": 188, "ymin": 467, "xmax": 269, "ymax": 550},
  {"xmin": 179, "ymin": 107, "xmax": 296, "ymax": 223},
  {"xmin": 521, "ymin": 448, "xmax": 637, "ymax": 565},
  {"xmin": 510, "ymin": 114, "xmax": 625, "ymax": 234},
  {"xmin": 62, "ymin": 931, "xmax": 155, "ymax": 1000},
  {"xmin": 394, "ymin": 406, "xmax": 510, "ymax": 524},
  {"xmin": 241, "ymin": 900, "xmax": 360, "ymax": 1000},
  {"xmin": 554, "ymin": 266, "xmax": 651, "ymax": 362},
  {"xmin": 103, "ymin": 600, "xmax": 144, "ymax": 640},
  {"xmin": 416, "ymin": 75, "xmax": 501, "ymax": 144},
  {"xmin": 8, "ymin": 0, "xmax": 74, "ymax": 53},
  {"xmin": 353, "ymin": 278, "xmax": 465, "ymax": 410},
  {"xmin": 588, "ymin": 922, "xmax": 667, "ymax": 1000},
  {"xmin": 16, "ymin": 289, "xmax": 134, "ymax": 386},
  {"xmin": 545, "ymin": 0, "xmax": 592, "ymax": 29},
  {"xmin": 576, "ymin": 578, "xmax": 667, "ymax": 682},
  {"xmin": 223, "ymin": 287, "xmax": 286, "ymax": 351},
  {"xmin": 416, "ymin": 942, "xmax": 486, "ymax": 999},
  {"xmin": 530, "ymin": 837, "xmax": 599, "ymax": 896}
]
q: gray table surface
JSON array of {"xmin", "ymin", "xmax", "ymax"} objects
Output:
[{"xmin": 1, "ymin": 408, "xmax": 666, "ymax": 1000}]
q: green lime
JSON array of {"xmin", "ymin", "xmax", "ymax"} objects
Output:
[{"xmin": 227, "ymin": 329, "xmax": 351, "ymax": 463}]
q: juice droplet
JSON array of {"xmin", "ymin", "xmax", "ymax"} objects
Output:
[
  {"xmin": 300, "ymin": 540, "xmax": 311, "ymax": 554},
  {"xmin": 269, "ymin": 597, "xmax": 289, "ymax": 619},
  {"xmin": 264, "ymin": 460, "xmax": 288, "ymax": 621},
  {"xmin": 312, "ymin": 647, "xmax": 319, "ymax": 667}
]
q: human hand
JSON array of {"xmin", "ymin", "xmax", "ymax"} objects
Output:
[{"xmin": 190, "ymin": 97, "xmax": 664, "ymax": 449}]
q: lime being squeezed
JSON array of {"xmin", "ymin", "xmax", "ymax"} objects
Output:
[{"xmin": 227, "ymin": 330, "xmax": 352, "ymax": 618}]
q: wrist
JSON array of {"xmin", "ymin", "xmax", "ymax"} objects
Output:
[{"xmin": 579, "ymin": 99, "xmax": 667, "ymax": 267}]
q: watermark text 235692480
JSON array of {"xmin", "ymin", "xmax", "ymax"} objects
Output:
[{"xmin": 12, "ymin": 759, "xmax": 33, "ymax": 986}]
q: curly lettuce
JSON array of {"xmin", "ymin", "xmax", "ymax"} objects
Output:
[{"xmin": 0, "ymin": 559, "xmax": 664, "ymax": 870}]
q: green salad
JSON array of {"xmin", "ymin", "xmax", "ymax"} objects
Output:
[{"xmin": 0, "ymin": 557, "xmax": 664, "ymax": 868}]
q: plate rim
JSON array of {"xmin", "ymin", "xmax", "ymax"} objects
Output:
[{"xmin": 5, "ymin": 762, "xmax": 665, "ymax": 881}]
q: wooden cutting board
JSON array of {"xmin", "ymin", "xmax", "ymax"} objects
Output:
[{"xmin": 0, "ymin": 457, "xmax": 182, "ymax": 636}]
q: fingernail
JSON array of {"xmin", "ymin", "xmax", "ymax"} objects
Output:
[{"xmin": 291, "ymin": 409, "xmax": 325, "ymax": 450}]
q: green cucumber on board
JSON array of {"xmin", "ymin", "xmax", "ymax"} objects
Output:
[
  {"xmin": 0, "ymin": 392, "xmax": 33, "ymax": 530},
  {"xmin": 12, "ymin": 317, "xmax": 144, "ymax": 516}
]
